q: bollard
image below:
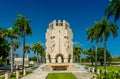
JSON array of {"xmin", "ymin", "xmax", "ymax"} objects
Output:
[
  {"xmin": 16, "ymin": 69, "xmax": 20, "ymax": 79},
  {"xmin": 23, "ymin": 68, "xmax": 26, "ymax": 76},
  {"xmin": 92, "ymin": 67, "xmax": 95, "ymax": 73},
  {"xmin": 97, "ymin": 69, "xmax": 100, "ymax": 74},
  {"xmin": 5, "ymin": 71, "xmax": 10, "ymax": 79},
  {"xmin": 88, "ymin": 67, "xmax": 91, "ymax": 72},
  {"xmin": 30, "ymin": 67, "xmax": 32, "ymax": 73}
]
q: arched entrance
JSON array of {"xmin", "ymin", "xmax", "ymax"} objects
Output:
[{"xmin": 56, "ymin": 54, "xmax": 64, "ymax": 63}]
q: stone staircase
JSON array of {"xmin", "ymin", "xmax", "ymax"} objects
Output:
[{"xmin": 21, "ymin": 63, "xmax": 93, "ymax": 79}]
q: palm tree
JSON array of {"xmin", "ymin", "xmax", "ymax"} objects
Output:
[
  {"xmin": 87, "ymin": 23, "xmax": 102, "ymax": 72},
  {"xmin": 32, "ymin": 42, "xmax": 45, "ymax": 64},
  {"xmin": 97, "ymin": 18, "xmax": 118, "ymax": 74},
  {"xmin": 25, "ymin": 44, "xmax": 32, "ymax": 58},
  {"xmin": 12, "ymin": 40, "xmax": 20, "ymax": 51},
  {"xmin": 86, "ymin": 47, "xmax": 95, "ymax": 66},
  {"xmin": 14, "ymin": 14, "xmax": 32, "ymax": 72},
  {"xmin": 0, "ymin": 28, "xmax": 8, "ymax": 38},
  {"xmin": 83, "ymin": 50, "xmax": 87, "ymax": 64},
  {"xmin": 105, "ymin": 0, "xmax": 120, "ymax": 22},
  {"xmin": 73, "ymin": 46, "xmax": 83, "ymax": 63},
  {"xmin": 40, "ymin": 50, "xmax": 45, "ymax": 63},
  {"xmin": 0, "ymin": 28, "xmax": 10, "ymax": 64},
  {"xmin": 7, "ymin": 28, "xmax": 18, "ymax": 73},
  {"xmin": 40, "ymin": 46, "xmax": 45, "ymax": 63}
]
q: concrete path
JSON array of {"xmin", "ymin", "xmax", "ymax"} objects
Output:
[
  {"xmin": 21, "ymin": 64, "xmax": 49, "ymax": 79},
  {"xmin": 21, "ymin": 71, "xmax": 49, "ymax": 79},
  {"xmin": 21, "ymin": 63, "xmax": 93, "ymax": 79},
  {"xmin": 72, "ymin": 72, "xmax": 93, "ymax": 79}
]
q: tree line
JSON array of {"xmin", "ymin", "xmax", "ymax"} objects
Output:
[
  {"xmin": 74, "ymin": 0, "xmax": 120, "ymax": 74},
  {"xmin": 0, "ymin": 14, "xmax": 45, "ymax": 74},
  {"xmin": 73, "ymin": 46, "xmax": 112, "ymax": 66}
]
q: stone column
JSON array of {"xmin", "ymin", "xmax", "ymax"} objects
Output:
[
  {"xmin": 30, "ymin": 67, "xmax": 32, "ymax": 73},
  {"xmin": 88, "ymin": 67, "xmax": 91, "ymax": 72},
  {"xmin": 5, "ymin": 71, "xmax": 10, "ymax": 79},
  {"xmin": 64, "ymin": 58, "xmax": 68, "ymax": 63},
  {"xmin": 16, "ymin": 69, "xmax": 20, "ymax": 79},
  {"xmin": 70, "ymin": 58, "xmax": 73, "ymax": 63},
  {"xmin": 97, "ymin": 69, "xmax": 100, "ymax": 74},
  {"xmin": 92, "ymin": 68, "xmax": 95, "ymax": 73},
  {"xmin": 51, "ymin": 58, "xmax": 56, "ymax": 63},
  {"xmin": 23, "ymin": 68, "xmax": 26, "ymax": 76},
  {"xmin": 46, "ymin": 58, "xmax": 49, "ymax": 63}
]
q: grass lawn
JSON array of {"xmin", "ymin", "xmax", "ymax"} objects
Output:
[
  {"xmin": 47, "ymin": 73, "xmax": 77, "ymax": 79},
  {"xmin": 98, "ymin": 66, "xmax": 120, "ymax": 72},
  {"xmin": 83, "ymin": 63, "xmax": 120, "ymax": 72}
]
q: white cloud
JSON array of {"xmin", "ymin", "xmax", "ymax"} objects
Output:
[{"xmin": 73, "ymin": 41, "xmax": 84, "ymax": 47}]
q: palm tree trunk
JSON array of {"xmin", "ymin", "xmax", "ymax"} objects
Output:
[
  {"xmin": 104, "ymin": 34, "xmax": 107, "ymax": 74},
  {"xmin": 95, "ymin": 40, "xmax": 98, "ymax": 72},
  {"xmin": 80, "ymin": 53, "xmax": 82, "ymax": 64},
  {"xmin": 22, "ymin": 36, "xmax": 25, "ymax": 73},
  {"xmin": 40, "ymin": 55, "xmax": 43, "ymax": 63},
  {"xmin": 11, "ymin": 38, "xmax": 13, "ymax": 73},
  {"xmin": 27, "ymin": 54, "xmax": 29, "ymax": 58},
  {"xmin": 37, "ymin": 53, "xmax": 39, "ymax": 64}
]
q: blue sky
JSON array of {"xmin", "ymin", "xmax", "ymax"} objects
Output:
[{"xmin": 0, "ymin": 0, "xmax": 120, "ymax": 57}]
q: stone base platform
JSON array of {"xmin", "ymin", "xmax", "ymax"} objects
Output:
[{"xmin": 42, "ymin": 63, "xmax": 78, "ymax": 71}]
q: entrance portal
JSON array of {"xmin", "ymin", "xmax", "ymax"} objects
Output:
[
  {"xmin": 57, "ymin": 56, "xmax": 62, "ymax": 63},
  {"xmin": 56, "ymin": 54, "xmax": 63, "ymax": 63}
]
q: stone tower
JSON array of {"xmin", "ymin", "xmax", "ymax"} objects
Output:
[{"xmin": 46, "ymin": 20, "xmax": 73, "ymax": 64}]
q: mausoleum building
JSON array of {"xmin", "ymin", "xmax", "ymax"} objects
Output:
[{"xmin": 46, "ymin": 20, "xmax": 73, "ymax": 64}]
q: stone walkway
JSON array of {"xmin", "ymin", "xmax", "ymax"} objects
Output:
[
  {"xmin": 21, "ymin": 63, "xmax": 93, "ymax": 79},
  {"xmin": 21, "ymin": 64, "xmax": 48, "ymax": 79},
  {"xmin": 21, "ymin": 71, "xmax": 49, "ymax": 79},
  {"xmin": 72, "ymin": 72, "xmax": 93, "ymax": 79}
]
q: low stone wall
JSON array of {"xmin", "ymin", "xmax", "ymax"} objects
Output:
[{"xmin": 42, "ymin": 63, "xmax": 78, "ymax": 71}]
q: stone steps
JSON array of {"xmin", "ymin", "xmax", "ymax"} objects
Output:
[{"xmin": 21, "ymin": 63, "xmax": 93, "ymax": 79}]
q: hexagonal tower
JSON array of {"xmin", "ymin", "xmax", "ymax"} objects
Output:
[{"xmin": 46, "ymin": 20, "xmax": 73, "ymax": 64}]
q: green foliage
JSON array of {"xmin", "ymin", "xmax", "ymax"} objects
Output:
[
  {"xmin": 0, "ymin": 76, "xmax": 5, "ymax": 79},
  {"xmin": 73, "ymin": 46, "xmax": 83, "ymax": 63},
  {"xmin": 25, "ymin": 44, "xmax": 32, "ymax": 54},
  {"xmin": 86, "ymin": 46, "xmax": 95, "ymax": 65},
  {"xmin": 29, "ymin": 56, "xmax": 37, "ymax": 61},
  {"xmin": 97, "ymin": 47, "xmax": 112, "ymax": 66},
  {"xmin": 112, "ymin": 57, "xmax": 120, "ymax": 62},
  {"xmin": 92, "ymin": 66, "xmax": 120, "ymax": 79},
  {"xmin": 14, "ymin": 14, "xmax": 32, "ymax": 37},
  {"xmin": 87, "ymin": 22, "xmax": 103, "ymax": 42},
  {"xmin": 32, "ymin": 42, "xmax": 45, "ymax": 63},
  {"xmin": 105, "ymin": 0, "xmax": 120, "ymax": 22},
  {"xmin": 93, "ymin": 70, "xmax": 120, "ymax": 79},
  {"xmin": 85, "ymin": 46, "xmax": 112, "ymax": 66},
  {"xmin": 47, "ymin": 73, "xmax": 77, "ymax": 79},
  {"xmin": 13, "ymin": 14, "xmax": 32, "ymax": 71},
  {"xmin": 0, "ymin": 36, "xmax": 10, "ymax": 63}
]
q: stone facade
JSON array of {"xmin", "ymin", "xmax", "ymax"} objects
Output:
[{"xmin": 46, "ymin": 20, "xmax": 73, "ymax": 64}]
